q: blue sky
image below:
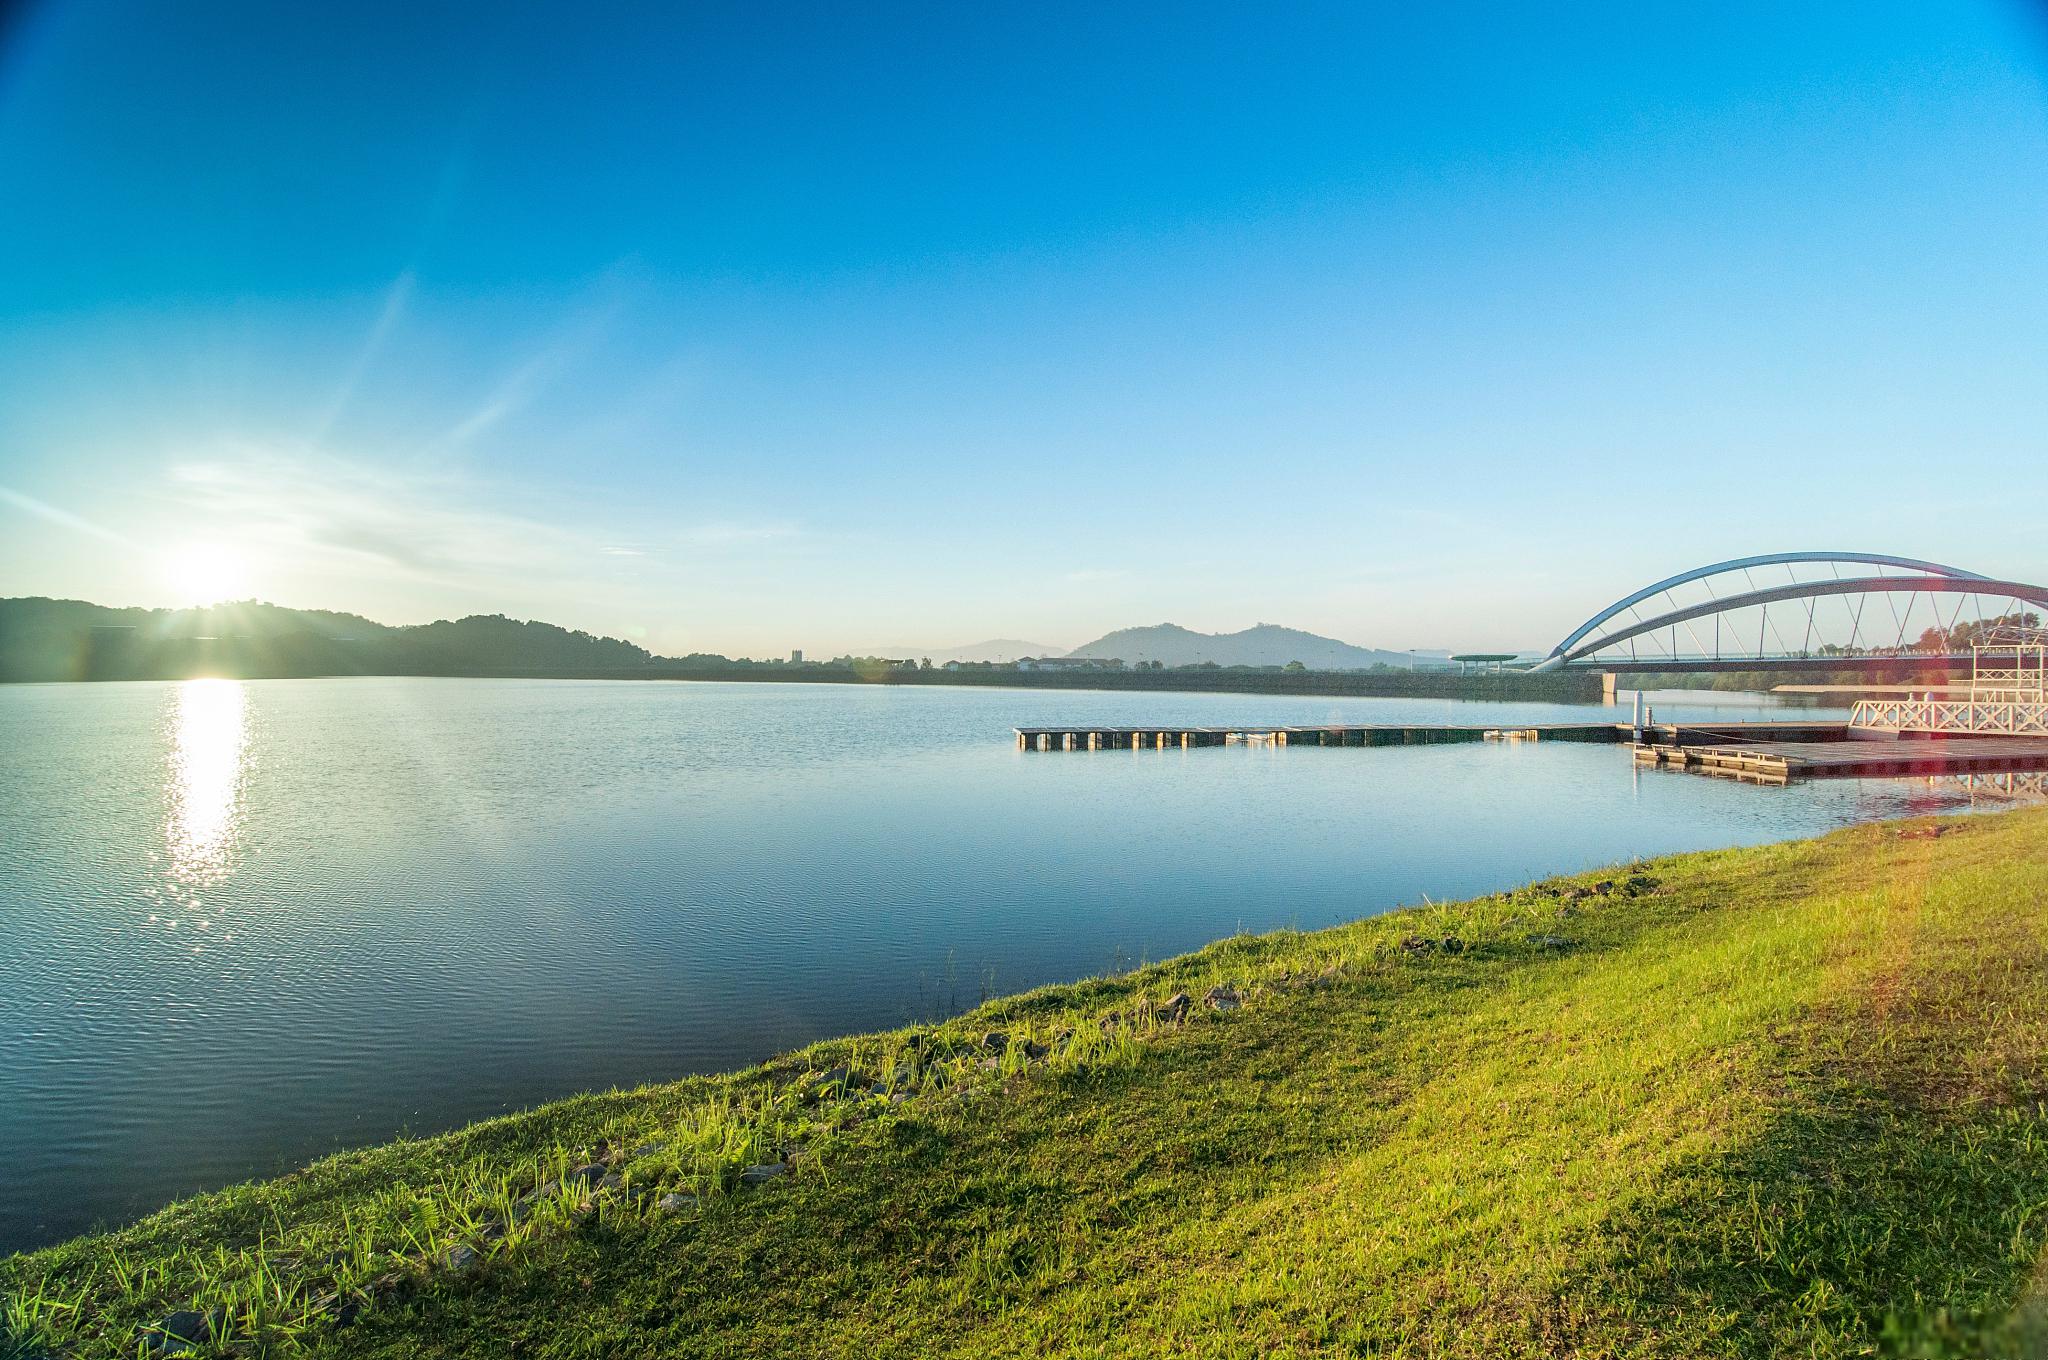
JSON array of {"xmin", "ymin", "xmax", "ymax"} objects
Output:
[{"xmin": 2, "ymin": 1, "xmax": 2045, "ymax": 655}]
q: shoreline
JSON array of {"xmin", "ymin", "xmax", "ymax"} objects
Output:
[
  {"xmin": 1, "ymin": 664, "xmax": 1605, "ymax": 703},
  {"xmin": 7, "ymin": 805, "xmax": 2046, "ymax": 1356}
]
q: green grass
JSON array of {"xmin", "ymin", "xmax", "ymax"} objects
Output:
[{"xmin": 7, "ymin": 807, "xmax": 2048, "ymax": 1358}]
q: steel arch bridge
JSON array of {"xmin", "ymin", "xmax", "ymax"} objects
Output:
[{"xmin": 1532, "ymin": 552, "xmax": 2048, "ymax": 674}]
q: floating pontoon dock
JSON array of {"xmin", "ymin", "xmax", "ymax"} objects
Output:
[
  {"xmin": 1014, "ymin": 718, "xmax": 2048, "ymax": 785},
  {"xmin": 1631, "ymin": 735, "xmax": 2048, "ymax": 786},
  {"xmin": 1013, "ymin": 722, "xmax": 1628, "ymax": 751}
]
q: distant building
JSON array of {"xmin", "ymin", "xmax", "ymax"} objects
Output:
[
  {"xmin": 1016, "ymin": 656, "xmax": 1126, "ymax": 672},
  {"xmin": 790, "ymin": 649, "xmax": 804, "ymax": 664}
]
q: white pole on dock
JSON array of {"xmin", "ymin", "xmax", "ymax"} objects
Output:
[{"xmin": 1632, "ymin": 691, "xmax": 1644, "ymax": 743}]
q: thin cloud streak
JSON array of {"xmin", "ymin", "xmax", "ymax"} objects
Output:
[
  {"xmin": 0, "ymin": 485, "xmax": 132, "ymax": 547},
  {"xmin": 167, "ymin": 453, "xmax": 603, "ymax": 591},
  {"xmin": 160, "ymin": 451, "xmax": 806, "ymax": 602},
  {"xmin": 436, "ymin": 278, "xmax": 631, "ymax": 448},
  {"xmin": 312, "ymin": 270, "xmax": 416, "ymax": 441}
]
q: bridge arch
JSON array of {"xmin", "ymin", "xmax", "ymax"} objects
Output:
[{"xmin": 1532, "ymin": 553, "xmax": 2045, "ymax": 672}]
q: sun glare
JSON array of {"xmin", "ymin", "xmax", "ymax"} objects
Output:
[
  {"xmin": 165, "ymin": 678, "xmax": 248, "ymax": 889},
  {"xmin": 164, "ymin": 543, "xmax": 250, "ymax": 606}
]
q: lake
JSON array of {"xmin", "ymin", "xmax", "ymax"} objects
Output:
[{"xmin": 0, "ymin": 677, "xmax": 2003, "ymax": 1253}]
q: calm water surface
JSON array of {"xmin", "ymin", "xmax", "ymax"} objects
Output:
[{"xmin": 0, "ymin": 678, "xmax": 2004, "ymax": 1252}]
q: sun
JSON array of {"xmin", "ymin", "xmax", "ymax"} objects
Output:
[{"xmin": 163, "ymin": 543, "xmax": 251, "ymax": 606}]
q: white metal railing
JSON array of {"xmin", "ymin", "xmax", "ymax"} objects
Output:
[
  {"xmin": 1855, "ymin": 640, "xmax": 2048, "ymax": 733},
  {"xmin": 1851, "ymin": 695, "xmax": 2048, "ymax": 736}
]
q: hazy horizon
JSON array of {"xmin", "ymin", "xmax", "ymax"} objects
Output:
[
  {"xmin": 7, "ymin": 590, "xmax": 1535, "ymax": 663},
  {"xmin": 4, "ymin": 2, "xmax": 2046, "ymax": 655}
]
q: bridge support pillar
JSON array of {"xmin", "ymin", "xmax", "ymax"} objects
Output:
[{"xmin": 1600, "ymin": 671, "xmax": 1618, "ymax": 704}]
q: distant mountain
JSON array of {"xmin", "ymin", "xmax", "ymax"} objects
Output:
[
  {"xmin": 867, "ymin": 638, "xmax": 1064, "ymax": 664},
  {"xmin": 1064, "ymin": 622, "xmax": 1415, "ymax": 670}
]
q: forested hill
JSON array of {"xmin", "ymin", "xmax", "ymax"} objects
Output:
[{"xmin": 0, "ymin": 597, "xmax": 652, "ymax": 682}]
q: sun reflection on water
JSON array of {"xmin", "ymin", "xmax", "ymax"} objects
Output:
[{"xmin": 166, "ymin": 678, "xmax": 248, "ymax": 889}]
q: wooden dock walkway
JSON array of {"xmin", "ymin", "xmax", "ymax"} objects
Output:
[
  {"xmin": 1014, "ymin": 717, "xmax": 2048, "ymax": 786},
  {"xmin": 1015, "ymin": 722, "xmax": 1630, "ymax": 751}
]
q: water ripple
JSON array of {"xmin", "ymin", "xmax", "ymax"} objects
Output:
[{"xmin": 0, "ymin": 678, "xmax": 1980, "ymax": 1252}]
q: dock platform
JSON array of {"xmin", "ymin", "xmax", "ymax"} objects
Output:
[
  {"xmin": 1015, "ymin": 718, "xmax": 2048, "ymax": 785},
  {"xmin": 1633, "ymin": 734, "xmax": 2048, "ymax": 785},
  {"xmin": 1015, "ymin": 722, "xmax": 1630, "ymax": 751}
]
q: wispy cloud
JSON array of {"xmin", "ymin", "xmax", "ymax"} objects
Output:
[
  {"xmin": 165, "ymin": 450, "xmax": 601, "ymax": 586},
  {"xmin": 437, "ymin": 278, "xmax": 629, "ymax": 448},
  {"xmin": 674, "ymin": 521, "xmax": 804, "ymax": 548},
  {"xmin": 0, "ymin": 485, "xmax": 131, "ymax": 546},
  {"xmin": 158, "ymin": 450, "xmax": 809, "ymax": 603},
  {"xmin": 312, "ymin": 270, "xmax": 416, "ymax": 440}
]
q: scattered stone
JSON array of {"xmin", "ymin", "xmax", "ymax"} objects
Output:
[
  {"xmin": 142, "ymin": 1309, "xmax": 214, "ymax": 1354},
  {"xmin": 1399, "ymin": 935, "xmax": 1434, "ymax": 953},
  {"xmin": 655, "ymin": 1190, "xmax": 696, "ymax": 1213},
  {"xmin": 595, "ymin": 1171, "xmax": 624, "ymax": 1195},
  {"xmin": 1561, "ymin": 887, "xmax": 1590, "ymax": 903},
  {"xmin": 739, "ymin": 1162, "xmax": 787, "ymax": 1186},
  {"xmin": 445, "ymin": 1244, "xmax": 481, "ymax": 1272},
  {"xmin": 983, "ymin": 1031, "xmax": 1009, "ymax": 1054},
  {"xmin": 1204, "ymin": 984, "xmax": 1241, "ymax": 1012},
  {"xmin": 977, "ymin": 1056, "xmax": 1001, "ymax": 1072},
  {"xmin": 1898, "ymin": 825, "xmax": 1954, "ymax": 841},
  {"xmin": 1159, "ymin": 992, "xmax": 1191, "ymax": 1023},
  {"xmin": 565, "ymin": 1161, "xmax": 607, "ymax": 1187},
  {"xmin": 890, "ymin": 1091, "xmax": 911, "ymax": 1105},
  {"xmin": 1529, "ymin": 934, "xmax": 1571, "ymax": 950},
  {"xmin": 309, "ymin": 1290, "xmax": 365, "ymax": 1327},
  {"xmin": 1023, "ymin": 1040, "xmax": 1050, "ymax": 1061},
  {"xmin": 806, "ymin": 1065, "xmax": 855, "ymax": 1100},
  {"xmin": 627, "ymin": 1141, "xmax": 666, "ymax": 1160},
  {"xmin": 1593, "ymin": 880, "xmax": 1614, "ymax": 895},
  {"xmin": 1625, "ymin": 874, "xmax": 1659, "ymax": 894},
  {"xmin": 1439, "ymin": 937, "xmax": 1464, "ymax": 954}
]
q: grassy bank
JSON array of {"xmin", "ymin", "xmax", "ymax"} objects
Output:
[{"xmin": 7, "ymin": 809, "xmax": 2048, "ymax": 1358}]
